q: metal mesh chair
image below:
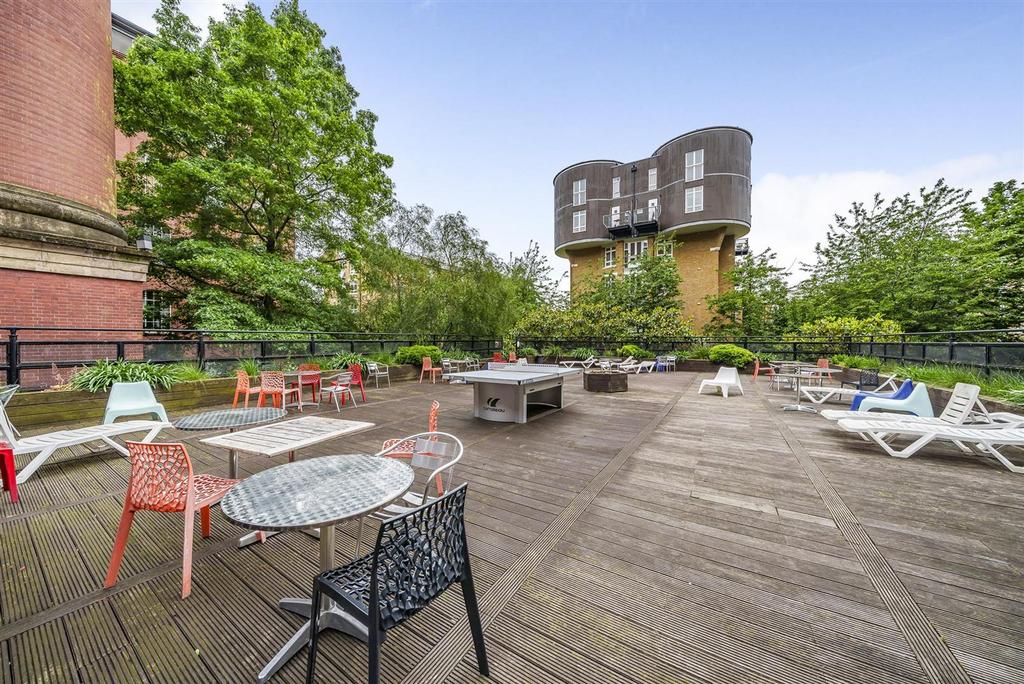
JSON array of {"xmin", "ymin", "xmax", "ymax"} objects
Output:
[
  {"xmin": 841, "ymin": 368, "xmax": 880, "ymax": 391},
  {"xmin": 305, "ymin": 484, "xmax": 488, "ymax": 684},
  {"xmin": 320, "ymin": 372, "xmax": 356, "ymax": 410},
  {"xmin": 232, "ymin": 371, "xmax": 261, "ymax": 408},
  {"xmin": 257, "ymin": 371, "xmax": 303, "ymax": 410}
]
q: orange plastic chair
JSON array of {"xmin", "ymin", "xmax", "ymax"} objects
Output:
[
  {"xmin": 290, "ymin": 363, "xmax": 322, "ymax": 403},
  {"xmin": 257, "ymin": 371, "xmax": 302, "ymax": 411},
  {"xmin": 508, "ymin": 351, "xmax": 518, "ymax": 362},
  {"xmin": 1, "ymin": 441, "xmax": 17, "ymax": 503},
  {"xmin": 817, "ymin": 358, "xmax": 829, "ymax": 368},
  {"xmin": 491, "ymin": 352, "xmax": 503, "ymax": 362},
  {"xmin": 348, "ymin": 364, "xmax": 367, "ymax": 401},
  {"xmin": 104, "ymin": 441, "xmax": 238, "ymax": 598},
  {"xmin": 232, "ymin": 370, "xmax": 262, "ymax": 408},
  {"xmin": 380, "ymin": 401, "xmax": 444, "ymax": 493},
  {"xmin": 419, "ymin": 358, "xmax": 443, "ymax": 384}
]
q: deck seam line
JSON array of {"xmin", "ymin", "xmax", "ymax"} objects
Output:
[
  {"xmin": 755, "ymin": 385, "xmax": 972, "ymax": 684},
  {"xmin": 399, "ymin": 375, "xmax": 697, "ymax": 684}
]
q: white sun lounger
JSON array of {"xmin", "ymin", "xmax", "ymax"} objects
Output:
[
  {"xmin": 801, "ymin": 374, "xmax": 898, "ymax": 405},
  {"xmin": 821, "ymin": 383, "xmax": 988, "ymax": 425},
  {"xmin": 698, "ymin": 367, "xmax": 744, "ymax": 398},
  {"xmin": 0, "ymin": 400, "xmax": 170, "ymax": 484},
  {"xmin": 620, "ymin": 360, "xmax": 657, "ymax": 374},
  {"xmin": 836, "ymin": 418, "xmax": 1024, "ymax": 473},
  {"xmin": 560, "ymin": 356, "xmax": 596, "ymax": 369}
]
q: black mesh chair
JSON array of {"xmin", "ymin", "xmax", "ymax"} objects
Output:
[
  {"xmin": 841, "ymin": 368, "xmax": 880, "ymax": 391},
  {"xmin": 305, "ymin": 483, "xmax": 488, "ymax": 684}
]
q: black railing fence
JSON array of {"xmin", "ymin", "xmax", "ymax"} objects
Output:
[
  {"xmin": 1, "ymin": 327, "xmax": 502, "ymax": 388},
  {"xmin": 4, "ymin": 326, "xmax": 1023, "ymax": 388}
]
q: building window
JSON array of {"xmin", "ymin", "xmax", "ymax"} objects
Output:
[
  {"xmin": 656, "ymin": 240, "xmax": 673, "ymax": 258},
  {"xmin": 647, "ymin": 198, "xmax": 658, "ymax": 221},
  {"xmin": 685, "ymin": 149, "xmax": 704, "ymax": 181},
  {"xmin": 685, "ymin": 186, "xmax": 704, "ymax": 213},
  {"xmin": 572, "ymin": 210, "xmax": 587, "ymax": 233},
  {"xmin": 347, "ymin": 280, "xmax": 359, "ymax": 293},
  {"xmin": 612, "ymin": 177, "xmax": 620, "ymax": 198},
  {"xmin": 142, "ymin": 290, "xmax": 172, "ymax": 330},
  {"xmin": 625, "ymin": 238, "xmax": 648, "ymax": 268},
  {"xmin": 610, "ymin": 205, "xmax": 620, "ymax": 227},
  {"xmin": 572, "ymin": 179, "xmax": 586, "ymax": 206},
  {"xmin": 648, "ymin": 168, "xmax": 657, "ymax": 191},
  {"xmin": 604, "ymin": 246, "xmax": 616, "ymax": 268}
]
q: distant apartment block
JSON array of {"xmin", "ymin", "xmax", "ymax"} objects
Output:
[{"xmin": 553, "ymin": 126, "xmax": 752, "ymax": 328}]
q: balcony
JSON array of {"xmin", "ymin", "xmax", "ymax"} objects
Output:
[{"xmin": 603, "ymin": 205, "xmax": 661, "ymax": 238}]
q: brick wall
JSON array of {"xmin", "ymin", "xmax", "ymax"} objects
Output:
[{"xmin": 0, "ymin": 0, "xmax": 116, "ymax": 215}]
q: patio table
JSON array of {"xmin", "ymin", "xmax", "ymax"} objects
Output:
[
  {"xmin": 174, "ymin": 407, "xmax": 287, "ymax": 476},
  {"xmin": 221, "ymin": 454, "xmax": 414, "ymax": 684},
  {"xmin": 774, "ymin": 369, "xmax": 840, "ymax": 413}
]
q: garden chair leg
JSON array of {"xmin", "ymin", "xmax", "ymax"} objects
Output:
[
  {"xmin": 181, "ymin": 505, "xmax": 196, "ymax": 599},
  {"xmin": 305, "ymin": 585, "xmax": 323, "ymax": 684},
  {"xmin": 104, "ymin": 507, "xmax": 135, "ymax": 588},
  {"xmin": 200, "ymin": 505, "xmax": 212, "ymax": 538}
]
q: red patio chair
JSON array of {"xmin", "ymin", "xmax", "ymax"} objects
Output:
[
  {"xmin": 104, "ymin": 441, "xmax": 238, "ymax": 599},
  {"xmin": 257, "ymin": 371, "xmax": 302, "ymax": 411},
  {"xmin": 1, "ymin": 441, "xmax": 17, "ymax": 503},
  {"xmin": 508, "ymin": 351, "xmax": 518, "ymax": 362},
  {"xmin": 380, "ymin": 400, "xmax": 445, "ymax": 494},
  {"xmin": 420, "ymin": 358, "xmax": 443, "ymax": 384},
  {"xmin": 232, "ymin": 370, "xmax": 261, "ymax": 408},
  {"xmin": 290, "ymin": 363, "xmax": 322, "ymax": 403},
  {"xmin": 348, "ymin": 364, "xmax": 367, "ymax": 402},
  {"xmin": 491, "ymin": 352, "xmax": 503, "ymax": 362}
]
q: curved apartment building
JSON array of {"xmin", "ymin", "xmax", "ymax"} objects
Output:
[{"xmin": 553, "ymin": 126, "xmax": 752, "ymax": 328}]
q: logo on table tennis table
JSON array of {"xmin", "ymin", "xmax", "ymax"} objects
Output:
[{"xmin": 484, "ymin": 397, "xmax": 504, "ymax": 412}]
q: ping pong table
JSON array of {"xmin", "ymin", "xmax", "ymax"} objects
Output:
[{"xmin": 451, "ymin": 363, "xmax": 582, "ymax": 423}]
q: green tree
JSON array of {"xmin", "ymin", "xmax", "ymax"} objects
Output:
[
  {"xmin": 959, "ymin": 180, "xmax": 1024, "ymax": 329},
  {"xmin": 792, "ymin": 180, "xmax": 971, "ymax": 331},
  {"xmin": 114, "ymin": 0, "xmax": 393, "ymax": 329},
  {"xmin": 705, "ymin": 248, "xmax": 791, "ymax": 336},
  {"xmin": 577, "ymin": 238, "xmax": 681, "ymax": 313}
]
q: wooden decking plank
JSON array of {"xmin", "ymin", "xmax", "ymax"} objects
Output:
[{"xmin": 7, "ymin": 619, "xmax": 77, "ymax": 684}]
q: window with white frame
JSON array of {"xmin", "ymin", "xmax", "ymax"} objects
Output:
[
  {"xmin": 611, "ymin": 177, "xmax": 620, "ymax": 198},
  {"xmin": 648, "ymin": 168, "xmax": 657, "ymax": 191},
  {"xmin": 572, "ymin": 210, "xmax": 586, "ymax": 232},
  {"xmin": 625, "ymin": 238, "xmax": 648, "ymax": 267},
  {"xmin": 142, "ymin": 290, "xmax": 172, "ymax": 330},
  {"xmin": 655, "ymin": 240, "xmax": 673, "ymax": 258},
  {"xmin": 604, "ymin": 246, "xmax": 616, "ymax": 268},
  {"xmin": 610, "ymin": 205, "xmax": 620, "ymax": 226},
  {"xmin": 572, "ymin": 178, "xmax": 586, "ymax": 206},
  {"xmin": 685, "ymin": 149, "xmax": 704, "ymax": 181},
  {"xmin": 685, "ymin": 185, "xmax": 704, "ymax": 213}
]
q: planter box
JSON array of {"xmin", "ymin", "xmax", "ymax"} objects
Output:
[
  {"xmin": 6, "ymin": 377, "xmax": 238, "ymax": 431},
  {"xmin": 584, "ymin": 370, "xmax": 628, "ymax": 393}
]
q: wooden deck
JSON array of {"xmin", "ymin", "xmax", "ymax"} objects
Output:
[{"xmin": 1, "ymin": 372, "xmax": 1022, "ymax": 683}]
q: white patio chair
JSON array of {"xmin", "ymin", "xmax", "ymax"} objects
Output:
[
  {"xmin": 365, "ymin": 361, "xmax": 391, "ymax": 388},
  {"xmin": 357, "ymin": 432, "xmax": 464, "ymax": 552},
  {"xmin": 0, "ymin": 400, "xmax": 170, "ymax": 485},
  {"xmin": 835, "ymin": 418, "xmax": 1024, "ymax": 473},
  {"xmin": 698, "ymin": 367, "xmax": 744, "ymax": 398},
  {"xmin": 0, "ymin": 385, "xmax": 18, "ymax": 407},
  {"xmin": 103, "ymin": 381, "xmax": 169, "ymax": 424},
  {"xmin": 656, "ymin": 355, "xmax": 676, "ymax": 372},
  {"xmin": 320, "ymin": 371, "xmax": 357, "ymax": 411}
]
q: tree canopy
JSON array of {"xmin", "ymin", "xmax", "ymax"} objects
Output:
[{"xmin": 115, "ymin": 0, "xmax": 393, "ymax": 330}]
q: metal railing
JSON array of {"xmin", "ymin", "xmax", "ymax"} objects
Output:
[
  {"xmin": 603, "ymin": 205, "xmax": 660, "ymax": 229},
  {"xmin": 516, "ymin": 328, "xmax": 1024, "ymax": 375},
  {"xmin": 2, "ymin": 326, "xmax": 502, "ymax": 387}
]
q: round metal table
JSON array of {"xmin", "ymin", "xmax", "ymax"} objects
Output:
[
  {"xmin": 220, "ymin": 454, "xmax": 414, "ymax": 684},
  {"xmin": 174, "ymin": 408, "xmax": 286, "ymax": 477}
]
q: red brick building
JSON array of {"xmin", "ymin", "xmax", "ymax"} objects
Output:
[{"xmin": 0, "ymin": 1, "xmax": 151, "ymax": 337}]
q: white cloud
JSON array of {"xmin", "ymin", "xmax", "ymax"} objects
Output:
[
  {"xmin": 752, "ymin": 152, "xmax": 1023, "ymax": 283},
  {"xmin": 111, "ymin": 0, "xmax": 245, "ymax": 34}
]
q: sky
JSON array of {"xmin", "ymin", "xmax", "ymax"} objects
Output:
[{"xmin": 111, "ymin": 0, "xmax": 1024, "ymax": 284}]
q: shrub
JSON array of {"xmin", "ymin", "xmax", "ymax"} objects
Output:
[
  {"xmin": 366, "ymin": 351, "xmax": 395, "ymax": 365},
  {"xmin": 67, "ymin": 359, "xmax": 178, "ymax": 393},
  {"xmin": 394, "ymin": 345, "xmax": 443, "ymax": 365},
  {"xmin": 237, "ymin": 358, "xmax": 262, "ymax": 377},
  {"xmin": 708, "ymin": 344, "xmax": 755, "ymax": 368},
  {"xmin": 540, "ymin": 345, "xmax": 564, "ymax": 358},
  {"xmin": 677, "ymin": 345, "xmax": 711, "ymax": 360},
  {"xmin": 301, "ymin": 356, "xmax": 337, "ymax": 370},
  {"xmin": 518, "ymin": 346, "xmax": 538, "ymax": 357},
  {"xmin": 832, "ymin": 354, "xmax": 882, "ymax": 369},
  {"xmin": 616, "ymin": 344, "xmax": 654, "ymax": 360},
  {"xmin": 754, "ymin": 351, "xmax": 778, "ymax": 363},
  {"xmin": 330, "ymin": 352, "xmax": 368, "ymax": 373},
  {"xmin": 168, "ymin": 362, "xmax": 213, "ymax": 382},
  {"xmin": 569, "ymin": 347, "xmax": 597, "ymax": 360},
  {"xmin": 888, "ymin": 363, "xmax": 1024, "ymax": 405}
]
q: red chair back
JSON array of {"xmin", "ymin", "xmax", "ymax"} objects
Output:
[
  {"xmin": 817, "ymin": 358, "xmax": 829, "ymax": 368},
  {"xmin": 348, "ymin": 364, "xmax": 363, "ymax": 384},
  {"xmin": 492, "ymin": 352, "xmax": 503, "ymax": 362},
  {"xmin": 260, "ymin": 371, "xmax": 285, "ymax": 391},
  {"xmin": 125, "ymin": 442, "xmax": 193, "ymax": 513},
  {"xmin": 753, "ymin": 359, "xmax": 761, "ymax": 379},
  {"xmin": 423, "ymin": 357, "xmax": 434, "ymax": 370},
  {"xmin": 235, "ymin": 370, "xmax": 250, "ymax": 391},
  {"xmin": 298, "ymin": 363, "xmax": 321, "ymax": 372},
  {"xmin": 508, "ymin": 352, "xmax": 518, "ymax": 362},
  {"xmin": 428, "ymin": 400, "xmax": 440, "ymax": 432}
]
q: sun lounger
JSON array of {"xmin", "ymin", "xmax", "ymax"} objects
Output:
[
  {"xmin": 561, "ymin": 356, "xmax": 596, "ymax": 369},
  {"xmin": 821, "ymin": 382, "xmax": 985, "ymax": 424},
  {"xmin": 0, "ymin": 400, "xmax": 170, "ymax": 485},
  {"xmin": 620, "ymin": 360, "xmax": 657, "ymax": 374},
  {"xmin": 801, "ymin": 374, "xmax": 899, "ymax": 405},
  {"xmin": 836, "ymin": 418, "xmax": 1024, "ymax": 473},
  {"xmin": 698, "ymin": 367, "xmax": 744, "ymax": 398}
]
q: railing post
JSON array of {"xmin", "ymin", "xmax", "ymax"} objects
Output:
[
  {"xmin": 260, "ymin": 339, "xmax": 269, "ymax": 365},
  {"xmin": 196, "ymin": 331, "xmax": 206, "ymax": 367},
  {"xmin": 948, "ymin": 334, "xmax": 956, "ymax": 363},
  {"xmin": 900, "ymin": 334, "xmax": 906, "ymax": 364},
  {"xmin": 308, "ymin": 333, "xmax": 316, "ymax": 358},
  {"xmin": 115, "ymin": 341, "xmax": 126, "ymax": 361},
  {"xmin": 7, "ymin": 329, "xmax": 19, "ymax": 385},
  {"xmin": 984, "ymin": 344, "xmax": 992, "ymax": 376},
  {"xmin": 791, "ymin": 341, "xmax": 798, "ymax": 361}
]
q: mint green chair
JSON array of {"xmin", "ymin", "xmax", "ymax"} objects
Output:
[
  {"xmin": 103, "ymin": 382, "xmax": 169, "ymax": 425},
  {"xmin": 857, "ymin": 381, "xmax": 934, "ymax": 417}
]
